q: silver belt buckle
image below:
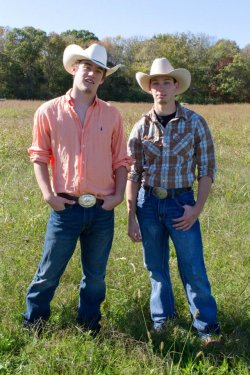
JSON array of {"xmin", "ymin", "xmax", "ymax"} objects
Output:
[
  {"xmin": 152, "ymin": 187, "xmax": 168, "ymax": 199},
  {"xmin": 78, "ymin": 194, "xmax": 96, "ymax": 208}
]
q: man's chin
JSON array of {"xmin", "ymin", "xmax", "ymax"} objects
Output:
[
  {"xmin": 158, "ymin": 99, "xmax": 168, "ymax": 105},
  {"xmin": 82, "ymin": 87, "xmax": 93, "ymax": 94}
]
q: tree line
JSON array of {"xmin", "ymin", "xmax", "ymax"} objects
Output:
[{"xmin": 0, "ymin": 26, "xmax": 250, "ymax": 103}]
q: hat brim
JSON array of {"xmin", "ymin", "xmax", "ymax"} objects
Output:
[
  {"xmin": 136, "ymin": 69, "xmax": 191, "ymax": 95},
  {"xmin": 63, "ymin": 45, "xmax": 121, "ymax": 76}
]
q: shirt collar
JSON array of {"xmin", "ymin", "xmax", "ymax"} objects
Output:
[
  {"xmin": 146, "ymin": 101, "xmax": 187, "ymax": 122},
  {"xmin": 175, "ymin": 101, "xmax": 187, "ymax": 120},
  {"xmin": 65, "ymin": 89, "xmax": 98, "ymax": 108}
]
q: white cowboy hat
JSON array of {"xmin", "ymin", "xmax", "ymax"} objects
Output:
[
  {"xmin": 63, "ymin": 43, "xmax": 121, "ymax": 76},
  {"xmin": 136, "ymin": 58, "xmax": 191, "ymax": 95}
]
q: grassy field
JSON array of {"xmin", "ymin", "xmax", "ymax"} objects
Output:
[{"xmin": 0, "ymin": 100, "xmax": 249, "ymax": 374}]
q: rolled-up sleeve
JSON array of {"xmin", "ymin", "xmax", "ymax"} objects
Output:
[
  {"xmin": 194, "ymin": 117, "xmax": 216, "ymax": 182},
  {"xmin": 127, "ymin": 124, "xmax": 144, "ymax": 183},
  {"xmin": 112, "ymin": 112, "xmax": 132, "ymax": 171},
  {"xmin": 28, "ymin": 108, "xmax": 52, "ymax": 164}
]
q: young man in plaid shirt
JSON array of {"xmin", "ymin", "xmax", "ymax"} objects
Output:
[{"xmin": 126, "ymin": 57, "xmax": 221, "ymax": 345}]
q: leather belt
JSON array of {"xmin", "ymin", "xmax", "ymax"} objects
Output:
[
  {"xmin": 143, "ymin": 185, "xmax": 192, "ymax": 199},
  {"xmin": 58, "ymin": 193, "xmax": 104, "ymax": 208}
]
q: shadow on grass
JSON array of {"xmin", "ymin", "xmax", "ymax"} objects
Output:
[
  {"xmin": 21, "ymin": 297, "xmax": 249, "ymax": 366},
  {"xmin": 113, "ymin": 300, "xmax": 250, "ymax": 367},
  {"xmin": 9, "ymin": 298, "xmax": 249, "ymax": 371}
]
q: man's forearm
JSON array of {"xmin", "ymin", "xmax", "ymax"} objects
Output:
[
  {"xmin": 126, "ymin": 180, "xmax": 140, "ymax": 218},
  {"xmin": 195, "ymin": 176, "xmax": 213, "ymax": 215},
  {"xmin": 126, "ymin": 179, "xmax": 141, "ymax": 242},
  {"xmin": 33, "ymin": 161, "xmax": 53, "ymax": 201},
  {"xmin": 114, "ymin": 166, "xmax": 128, "ymax": 201},
  {"xmin": 34, "ymin": 161, "xmax": 77, "ymax": 210}
]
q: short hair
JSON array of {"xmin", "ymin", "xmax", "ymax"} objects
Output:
[
  {"xmin": 74, "ymin": 60, "xmax": 106, "ymax": 79},
  {"xmin": 150, "ymin": 76, "xmax": 177, "ymax": 84}
]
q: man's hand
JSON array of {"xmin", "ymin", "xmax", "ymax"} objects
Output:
[
  {"xmin": 173, "ymin": 176, "xmax": 212, "ymax": 231},
  {"xmin": 100, "ymin": 194, "xmax": 123, "ymax": 211},
  {"xmin": 173, "ymin": 204, "xmax": 201, "ymax": 231},
  {"xmin": 128, "ymin": 217, "xmax": 142, "ymax": 242},
  {"xmin": 44, "ymin": 194, "xmax": 75, "ymax": 211}
]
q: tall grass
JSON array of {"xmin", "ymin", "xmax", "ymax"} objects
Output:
[{"xmin": 0, "ymin": 100, "xmax": 249, "ymax": 374}]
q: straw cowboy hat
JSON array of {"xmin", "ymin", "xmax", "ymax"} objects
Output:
[
  {"xmin": 63, "ymin": 43, "xmax": 121, "ymax": 76},
  {"xmin": 136, "ymin": 58, "xmax": 191, "ymax": 95}
]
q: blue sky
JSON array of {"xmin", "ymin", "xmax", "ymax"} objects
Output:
[{"xmin": 0, "ymin": 0, "xmax": 249, "ymax": 48}]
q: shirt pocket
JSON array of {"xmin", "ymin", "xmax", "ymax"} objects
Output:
[
  {"xmin": 171, "ymin": 133, "xmax": 194, "ymax": 158},
  {"xmin": 142, "ymin": 138, "xmax": 163, "ymax": 162}
]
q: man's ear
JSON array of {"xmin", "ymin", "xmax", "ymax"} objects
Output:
[
  {"xmin": 72, "ymin": 63, "xmax": 78, "ymax": 75},
  {"xmin": 100, "ymin": 70, "xmax": 107, "ymax": 85},
  {"xmin": 175, "ymin": 81, "xmax": 180, "ymax": 90}
]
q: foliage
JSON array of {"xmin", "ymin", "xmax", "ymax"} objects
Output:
[
  {"xmin": 0, "ymin": 27, "xmax": 249, "ymax": 103},
  {"xmin": 61, "ymin": 29, "xmax": 99, "ymax": 42},
  {"xmin": 40, "ymin": 33, "xmax": 71, "ymax": 99},
  {"xmin": 3, "ymin": 27, "xmax": 47, "ymax": 99}
]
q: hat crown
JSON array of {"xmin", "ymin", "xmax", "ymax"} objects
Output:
[
  {"xmin": 63, "ymin": 43, "xmax": 121, "ymax": 76},
  {"xmin": 84, "ymin": 43, "xmax": 108, "ymax": 67},
  {"xmin": 150, "ymin": 58, "xmax": 175, "ymax": 76},
  {"xmin": 135, "ymin": 57, "xmax": 191, "ymax": 95}
]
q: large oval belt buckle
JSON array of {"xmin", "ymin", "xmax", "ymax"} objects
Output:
[
  {"xmin": 78, "ymin": 194, "xmax": 96, "ymax": 208},
  {"xmin": 153, "ymin": 187, "xmax": 168, "ymax": 199}
]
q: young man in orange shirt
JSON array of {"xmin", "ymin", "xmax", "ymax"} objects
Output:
[{"xmin": 23, "ymin": 43, "xmax": 131, "ymax": 334}]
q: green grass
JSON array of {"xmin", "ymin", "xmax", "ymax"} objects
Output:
[{"xmin": 0, "ymin": 100, "xmax": 249, "ymax": 374}]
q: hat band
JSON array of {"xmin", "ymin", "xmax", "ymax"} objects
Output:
[{"xmin": 92, "ymin": 58, "xmax": 107, "ymax": 69}]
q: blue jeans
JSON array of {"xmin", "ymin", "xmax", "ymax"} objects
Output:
[
  {"xmin": 24, "ymin": 203, "xmax": 114, "ymax": 330},
  {"xmin": 136, "ymin": 187, "xmax": 219, "ymax": 336}
]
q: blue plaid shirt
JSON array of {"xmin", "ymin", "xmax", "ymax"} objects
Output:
[{"xmin": 128, "ymin": 102, "xmax": 216, "ymax": 189}]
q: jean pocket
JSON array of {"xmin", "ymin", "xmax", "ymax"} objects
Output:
[
  {"xmin": 53, "ymin": 208, "xmax": 66, "ymax": 213},
  {"xmin": 100, "ymin": 206, "xmax": 113, "ymax": 212},
  {"xmin": 96, "ymin": 204, "xmax": 113, "ymax": 213},
  {"xmin": 53, "ymin": 204, "xmax": 73, "ymax": 214},
  {"xmin": 174, "ymin": 191, "xmax": 195, "ymax": 208}
]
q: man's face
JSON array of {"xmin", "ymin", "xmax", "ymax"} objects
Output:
[
  {"xmin": 72, "ymin": 60, "xmax": 105, "ymax": 95},
  {"xmin": 149, "ymin": 76, "xmax": 179, "ymax": 105}
]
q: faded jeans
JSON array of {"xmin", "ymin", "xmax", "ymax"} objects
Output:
[
  {"xmin": 136, "ymin": 187, "xmax": 220, "ymax": 336},
  {"xmin": 24, "ymin": 203, "xmax": 114, "ymax": 330}
]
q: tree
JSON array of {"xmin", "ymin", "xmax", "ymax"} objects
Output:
[
  {"xmin": 208, "ymin": 40, "xmax": 241, "ymax": 102},
  {"xmin": 0, "ymin": 27, "xmax": 249, "ymax": 102},
  {"xmin": 240, "ymin": 45, "xmax": 250, "ymax": 101},
  {"xmin": 153, "ymin": 33, "xmax": 214, "ymax": 103},
  {"xmin": 4, "ymin": 27, "xmax": 47, "ymax": 98},
  {"xmin": 99, "ymin": 36, "xmax": 152, "ymax": 101},
  {"xmin": 40, "ymin": 33, "xmax": 71, "ymax": 98},
  {"xmin": 213, "ymin": 54, "xmax": 250, "ymax": 102},
  {"xmin": 61, "ymin": 29, "xmax": 98, "ymax": 44},
  {"xmin": 0, "ymin": 27, "xmax": 9, "ymax": 97}
]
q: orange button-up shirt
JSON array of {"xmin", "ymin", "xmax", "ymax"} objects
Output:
[{"xmin": 28, "ymin": 90, "xmax": 131, "ymax": 197}]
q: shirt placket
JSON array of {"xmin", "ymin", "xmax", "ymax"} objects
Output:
[
  {"xmin": 78, "ymin": 106, "xmax": 94, "ymax": 194},
  {"xmin": 67, "ymin": 105, "xmax": 83, "ymax": 195},
  {"xmin": 79, "ymin": 126, "xmax": 86, "ymax": 194},
  {"xmin": 162, "ymin": 125, "xmax": 171, "ymax": 189}
]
